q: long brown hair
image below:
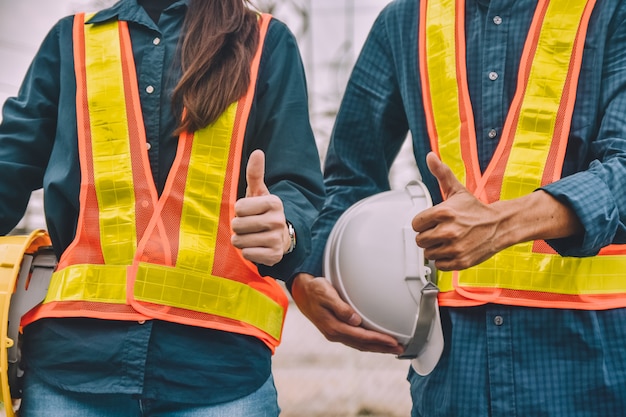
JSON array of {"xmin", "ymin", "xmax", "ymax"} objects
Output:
[{"xmin": 172, "ymin": 0, "xmax": 259, "ymax": 133}]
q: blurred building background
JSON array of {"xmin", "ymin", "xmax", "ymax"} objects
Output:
[{"xmin": 0, "ymin": 0, "xmax": 419, "ymax": 415}]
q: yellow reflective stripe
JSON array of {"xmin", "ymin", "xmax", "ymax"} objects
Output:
[
  {"xmin": 424, "ymin": 0, "xmax": 466, "ymax": 185},
  {"xmin": 45, "ymin": 262, "xmax": 284, "ymax": 340},
  {"xmin": 134, "ymin": 263, "xmax": 284, "ymax": 340},
  {"xmin": 500, "ymin": 0, "xmax": 588, "ymax": 200},
  {"xmin": 43, "ymin": 265, "xmax": 128, "ymax": 304},
  {"xmin": 438, "ymin": 244, "xmax": 626, "ymax": 294},
  {"xmin": 84, "ymin": 19, "xmax": 137, "ymax": 264},
  {"xmin": 177, "ymin": 103, "xmax": 237, "ymax": 272},
  {"xmin": 432, "ymin": 271, "xmax": 455, "ymax": 291}
]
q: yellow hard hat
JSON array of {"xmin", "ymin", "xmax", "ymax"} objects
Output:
[{"xmin": 0, "ymin": 230, "xmax": 56, "ymax": 416}]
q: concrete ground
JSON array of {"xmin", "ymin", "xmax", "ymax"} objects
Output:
[{"xmin": 273, "ymin": 297, "xmax": 413, "ymax": 417}]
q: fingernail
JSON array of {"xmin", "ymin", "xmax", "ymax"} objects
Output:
[{"xmin": 348, "ymin": 314, "xmax": 360, "ymax": 326}]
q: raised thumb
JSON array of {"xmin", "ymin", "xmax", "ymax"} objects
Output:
[
  {"xmin": 246, "ymin": 149, "xmax": 270, "ymax": 197},
  {"xmin": 426, "ymin": 151, "xmax": 465, "ymax": 199}
]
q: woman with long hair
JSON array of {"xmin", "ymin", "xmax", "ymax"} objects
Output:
[{"xmin": 0, "ymin": 0, "xmax": 324, "ymax": 415}]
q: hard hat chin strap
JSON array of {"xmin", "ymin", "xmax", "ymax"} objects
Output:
[{"xmin": 397, "ymin": 281, "xmax": 440, "ymax": 359}]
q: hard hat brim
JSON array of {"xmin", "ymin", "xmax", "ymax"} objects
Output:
[{"xmin": 409, "ymin": 305, "xmax": 444, "ymax": 376}]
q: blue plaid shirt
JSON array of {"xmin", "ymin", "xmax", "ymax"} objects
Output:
[{"xmin": 298, "ymin": 0, "xmax": 626, "ymax": 415}]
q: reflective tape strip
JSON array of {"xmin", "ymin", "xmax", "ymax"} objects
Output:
[
  {"xmin": 501, "ymin": 0, "xmax": 590, "ymax": 200},
  {"xmin": 84, "ymin": 18, "xmax": 137, "ymax": 264},
  {"xmin": 133, "ymin": 263, "xmax": 284, "ymax": 340},
  {"xmin": 44, "ymin": 265, "xmax": 128, "ymax": 304},
  {"xmin": 43, "ymin": 262, "xmax": 284, "ymax": 340},
  {"xmin": 422, "ymin": 0, "xmax": 467, "ymax": 186},
  {"xmin": 177, "ymin": 103, "xmax": 237, "ymax": 273},
  {"xmin": 438, "ymin": 244, "xmax": 626, "ymax": 295}
]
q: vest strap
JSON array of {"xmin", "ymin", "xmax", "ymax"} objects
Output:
[
  {"xmin": 83, "ymin": 16, "xmax": 138, "ymax": 264},
  {"xmin": 134, "ymin": 263, "xmax": 284, "ymax": 340}
]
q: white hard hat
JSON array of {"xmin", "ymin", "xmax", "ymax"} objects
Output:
[{"xmin": 324, "ymin": 181, "xmax": 444, "ymax": 375}]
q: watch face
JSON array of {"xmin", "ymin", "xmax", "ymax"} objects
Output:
[{"xmin": 286, "ymin": 221, "xmax": 296, "ymax": 254}]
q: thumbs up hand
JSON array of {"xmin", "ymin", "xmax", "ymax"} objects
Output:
[
  {"xmin": 231, "ymin": 149, "xmax": 292, "ymax": 266},
  {"xmin": 411, "ymin": 152, "xmax": 502, "ymax": 271}
]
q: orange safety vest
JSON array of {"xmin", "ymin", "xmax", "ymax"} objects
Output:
[
  {"xmin": 419, "ymin": 0, "xmax": 626, "ymax": 309},
  {"xmin": 22, "ymin": 12, "xmax": 288, "ymax": 351}
]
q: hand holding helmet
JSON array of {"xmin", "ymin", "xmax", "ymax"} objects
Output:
[
  {"xmin": 290, "ymin": 273, "xmax": 405, "ymax": 355},
  {"xmin": 323, "ymin": 180, "xmax": 444, "ymax": 375}
]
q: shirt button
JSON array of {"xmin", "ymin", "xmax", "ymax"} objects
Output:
[
  {"xmin": 146, "ymin": 85, "xmax": 155, "ymax": 94},
  {"xmin": 138, "ymin": 320, "xmax": 146, "ymax": 325},
  {"xmin": 489, "ymin": 71, "xmax": 499, "ymax": 81},
  {"xmin": 146, "ymin": 142, "xmax": 152, "ymax": 150},
  {"xmin": 488, "ymin": 129, "xmax": 497, "ymax": 139},
  {"xmin": 153, "ymin": 37, "xmax": 161, "ymax": 45},
  {"xmin": 494, "ymin": 315, "xmax": 504, "ymax": 326},
  {"xmin": 493, "ymin": 15, "xmax": 503, "ymax": 25}
]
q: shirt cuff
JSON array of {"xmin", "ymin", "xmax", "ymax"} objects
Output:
[{"xmin": 541, "ymin": 170, "xmax": 619, "ymax": 256}]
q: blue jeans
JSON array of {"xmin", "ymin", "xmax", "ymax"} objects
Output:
[{"xmin": 19, "ymin": 372, "xmax": 281, "ymax": 417}]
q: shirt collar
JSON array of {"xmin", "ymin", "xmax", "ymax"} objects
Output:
[{"xmin": 86, "ymin": 0, "xmax": 188, "ymax": 26}]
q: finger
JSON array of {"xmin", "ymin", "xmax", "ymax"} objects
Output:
[
  {"xmin": 231, "ymin": 213, "xmax": 269, "ymax": 235},
  {"xmin": 233, "ymin": 195, "xmax": 282, "ymax": 218},
  {"xmin": 290, "ymin": 275, "xmax": 403, "ymax": 354},
  {"xmin": 246, "ymin": 149, "xmax": 270, "ymax": 197},
  {"xmin": 312, "ymin": 278, "xmax": 363, "ymax": 326},
  {"xmin": 426, "ymin": 152, "xmax": 465, "ymax": 199},
  {"xmin": 431, "ymin": 258, "xmax": 459, "ymax": 272},
  {"xmin": 422, "ymin": 244, "xmax": 454, "ymax": 263},
  {"xmin": 328, "ymin": 324, "xmax": 405, "ymax": 354},
  {"xmin": 309, "ymin": 294, "xmax": 403, "ymax": 352},
  {"xmin": 414, "ymin": 231, "xmax": 446, "ymax": 251},
  {"xmin": 231, "ymin": 229, "xmax": 282, "ymax": 250},
  {"xmin": 411, "ymin": 211, "xmax": 439, "ymax": 233}
]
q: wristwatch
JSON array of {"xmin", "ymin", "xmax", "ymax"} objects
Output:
[{"xmin": 285, "ymin": 220, "xmax": 296, "ymax": 254}]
